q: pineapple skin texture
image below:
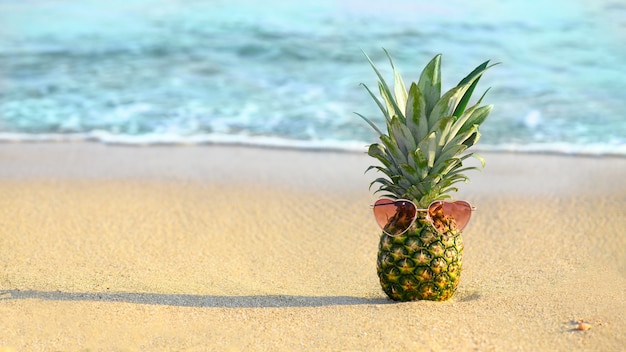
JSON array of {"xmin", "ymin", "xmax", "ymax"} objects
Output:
[{"xmin": 376, "ymin": 217, "xmax": 463, "ymax": 301}]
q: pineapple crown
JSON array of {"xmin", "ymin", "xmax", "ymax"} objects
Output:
[{"xmin": 356, "ymin": 50, "xmax": 495, "ymax": 208}]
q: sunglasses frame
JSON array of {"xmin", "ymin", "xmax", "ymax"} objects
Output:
[{"xmin": 371, "ymin": 198, "xmax": 476, "ymax": 237}]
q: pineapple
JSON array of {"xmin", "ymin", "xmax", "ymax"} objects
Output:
[{"xmin": 357, "ymin": 50, "xmax": 494, "ymax": 301}]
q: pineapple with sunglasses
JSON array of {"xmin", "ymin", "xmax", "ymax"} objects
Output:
[{"xmin": 357, "ymin": 50, "xmax": 494, "ymax": 301}]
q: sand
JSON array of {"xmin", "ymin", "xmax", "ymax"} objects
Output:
[{"xmin": 0, "ymin": 142, "xmax": 624, "ymax": 351}]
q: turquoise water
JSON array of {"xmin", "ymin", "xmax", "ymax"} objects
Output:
[{"xmin": 1, "ymin": 0, "xmax": 625, "ymax": 155}]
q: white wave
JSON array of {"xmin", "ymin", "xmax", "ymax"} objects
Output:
[
  {"xmin": 475, "ymin": 142, "xmax": 626, "ymax": 157},
  {"xmin": 0, "ymin": 131, "xmax": 370, "ymax": 153},
  {"xmin": 1, "ymin": 132, "xmax": 625, "ymax": 157}
]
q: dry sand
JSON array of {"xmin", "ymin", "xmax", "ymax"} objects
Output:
[{"xmin": 0, "ymin": 142, "xmax": 625, "ymax": 351}]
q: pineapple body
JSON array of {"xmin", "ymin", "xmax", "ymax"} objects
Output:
[{"xmin": 377, "ymin": 217, "xmax": 463, "ymax": 301}]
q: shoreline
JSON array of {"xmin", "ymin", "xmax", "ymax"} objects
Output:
[
  {"xmin": 1, "ymin": 142, "xmax": 625, "ymax": 351},
  {"xmin": 2, "ymin": 135, "xmax": 626, "ymax": 158},
  {"xmin": 1, "ymin": 141, "xmax": 624, "ymax": 196}
]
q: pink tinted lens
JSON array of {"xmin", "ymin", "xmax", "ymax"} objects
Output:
[
  {"xmin": 429, "ymin": 200, "xmax": 473, "ymax": 230},
  {"xmin": 373, "ymin": 199, "xmax": 417, "ymax": 236}
]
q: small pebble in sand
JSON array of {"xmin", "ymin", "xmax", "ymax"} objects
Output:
[{"xmin": 575, "ymin": 320, "xmax": 592, "ymax": 331}]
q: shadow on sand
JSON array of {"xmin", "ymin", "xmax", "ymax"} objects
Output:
[{"xmin": 0, "ymin": 290, "xmax": 390, "ymax": 308}]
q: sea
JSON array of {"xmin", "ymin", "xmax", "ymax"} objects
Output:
[{"xmin": 1, "ymin": 0, "xmax": 625, "ymax": 156}]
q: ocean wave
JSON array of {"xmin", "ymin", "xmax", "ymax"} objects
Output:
[
  {"xmin": 2, "ymin": 0, "xmax": 625, "ymax": 159},
  {"xmin": 1, "ymin": 132, "xmax": 624, "ymax": 157}
]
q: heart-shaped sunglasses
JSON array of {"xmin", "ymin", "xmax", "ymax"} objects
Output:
[{"xmin": 372, "ymin": 198, "xmax": 475, "ymax": 237}]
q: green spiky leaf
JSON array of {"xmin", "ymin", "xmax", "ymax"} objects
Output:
[
  {"xmin": 430, "ymin": 116, "xmax": 455, "ymax": 148},
  {"xmin": 458, "ymin": 105, "xmax": 493, "ymax": 135},
  {"xmin": 380, "ymin": 134, "xmax": 407, "ymax": 165},
  {"xmin": 367, "ymin": 144, "xmax": 394, "ymax": 170},
  {"xmin": 417, "ymin": 54, "xmax": 442, "ymax": 116},
  {"xmin": 355, "ymin": 112, "xmax": 384, "ymax": 136},
  {"xmin": 443, "ymin": 125, "xmax": 479, "ymax": 153},
  {"xmin": 412, "ymin": 149, "xmax": 429, "ymax": 180},
  {"xmin": 363, "ymin": 50, "xmax": 405, "ymax": 121},
  {"xmin": 365, "ymin": 165, "xmax": 395, "ymax": 179},
  {"xmin": 360, "ymin": 83, "xmax": 390, "ymax": 123},
  {"xmin": 389, "ymin": 115, "xmax": 417, "ymax": 155},
  {"xmin": 378, "ymin": 82, "xmax": 397, "ymax": 123},
  {"xmin": 453, "ymin": 60, "xmax": 490, "ymax": 117},
  {"xmin": 405, "ymin": 82, "xmax": 428, "ymax": 143},
  {"xmin": 417, "ymin": 132, "xmax": 437, "ymax": 168},
  {"xmin": 462, "ymin": 131, "xmax": 481, "ymax": 148},
  {"xmin": 427, "ymin": 86, "xmax": 463, "ymax": 129},
  {"xmin": 381, "ymin": 49, "xmax": 409, "ymax": 114},
  {"xmin": 429, "ymin": 62, "xmax": 493, "ymax": 128}
]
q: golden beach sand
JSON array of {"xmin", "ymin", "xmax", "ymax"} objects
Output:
[{"xmin": 0, "ymin": 143, "xmax": 625, "ymax": 351}]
